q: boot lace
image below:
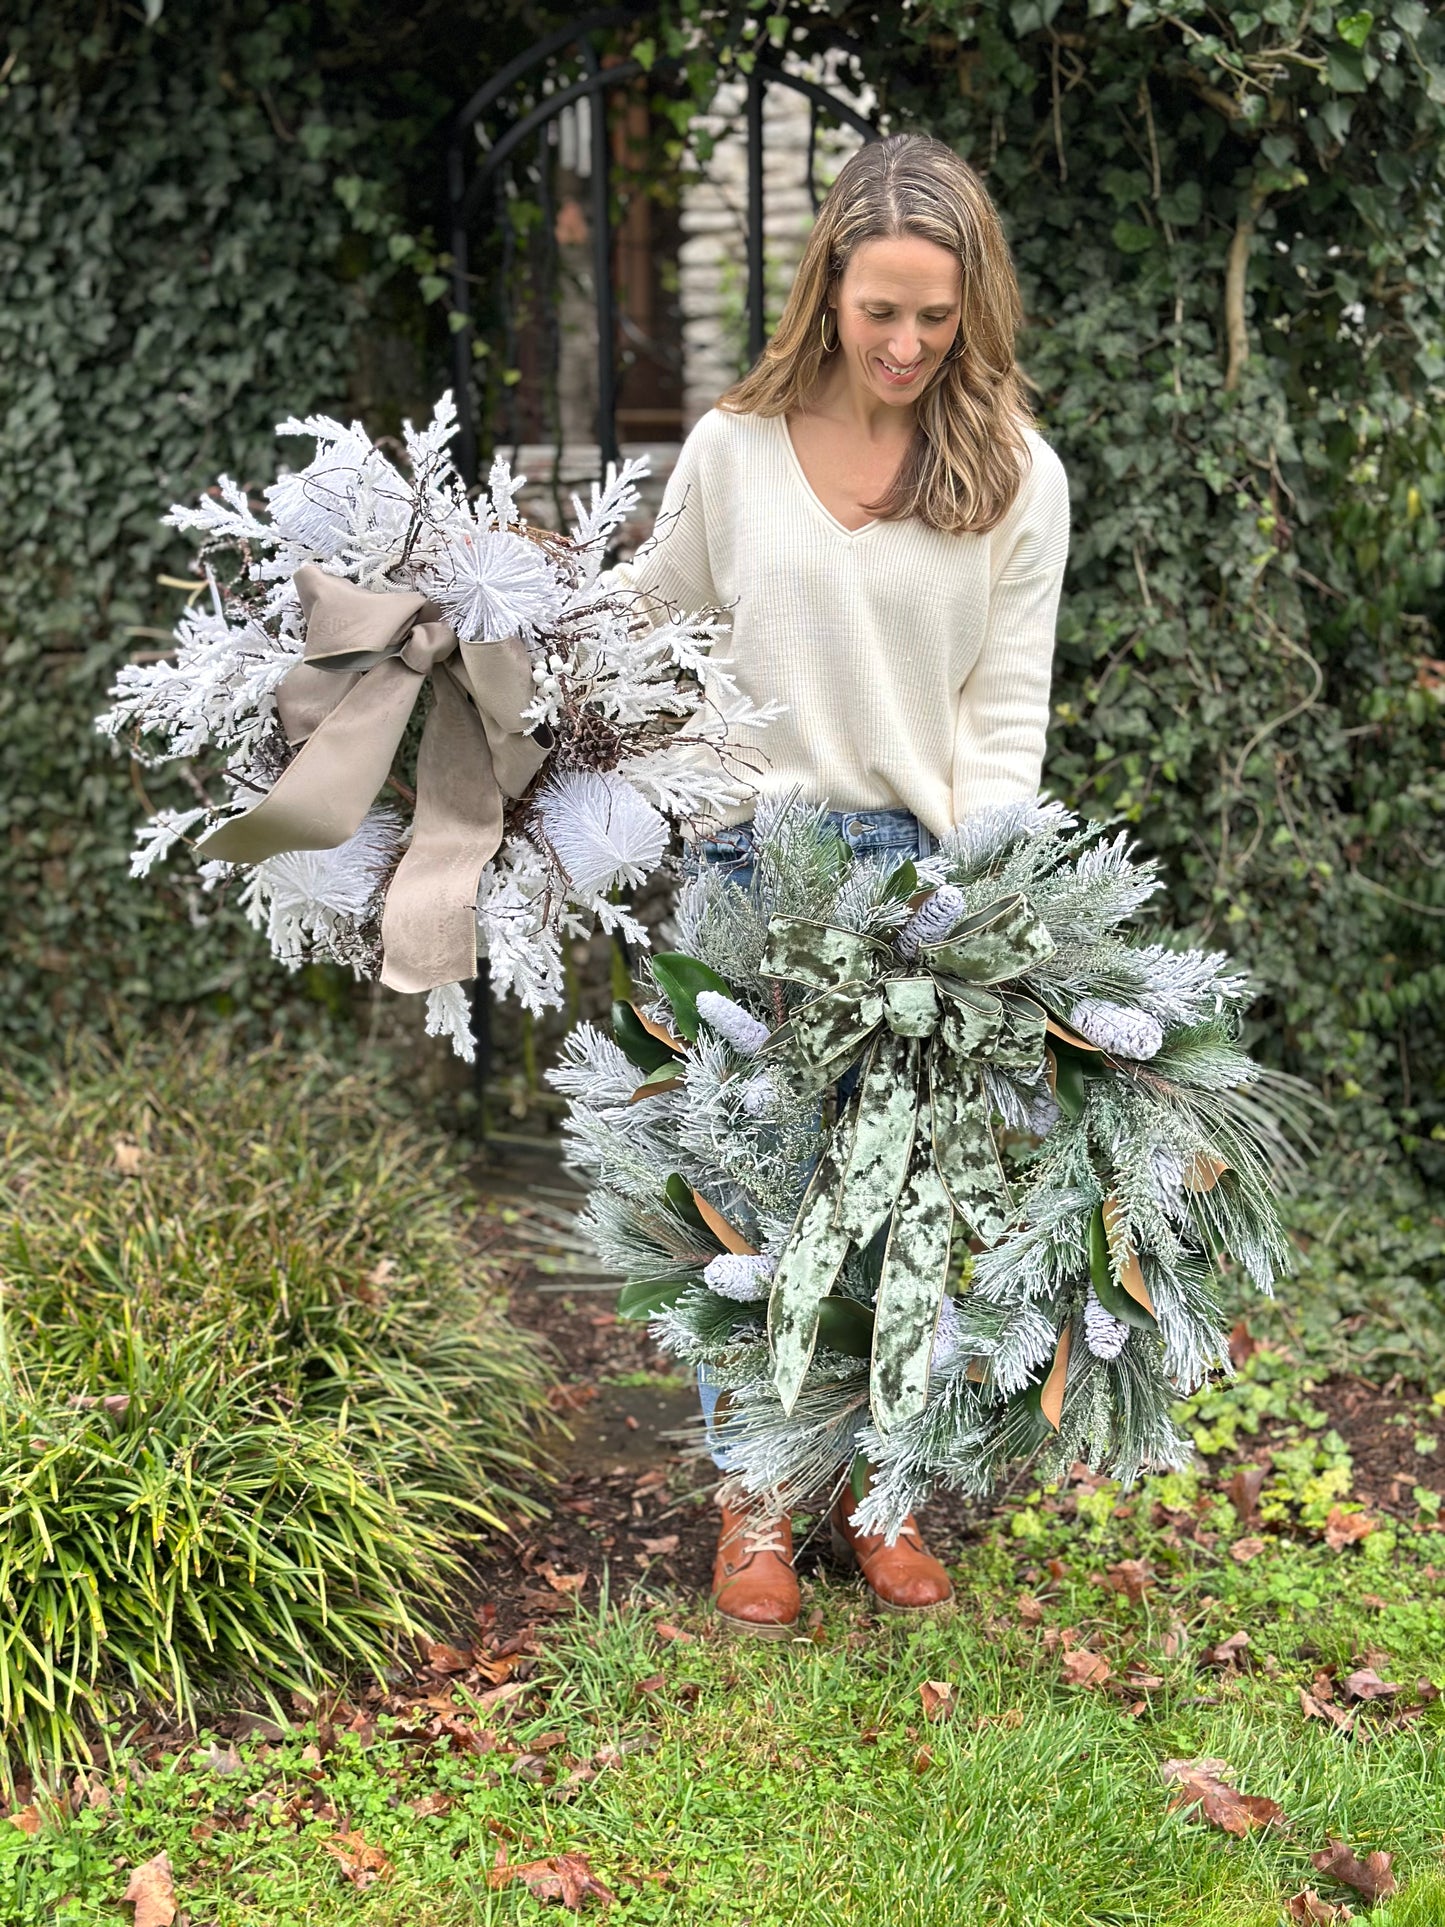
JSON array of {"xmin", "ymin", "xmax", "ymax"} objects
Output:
[{"xmin": 734, "ymin": 1514, "xmax": 789, "ymax": 1560}]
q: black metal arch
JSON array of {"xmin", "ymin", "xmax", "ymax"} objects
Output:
[{"xmin": 446, "ymin": 12, "xmax": 879, "ymax": 484}]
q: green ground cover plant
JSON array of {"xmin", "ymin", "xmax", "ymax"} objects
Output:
[
  {"xmin": 0, "ymin": 1028, "xmax": 552, "ymax": 1790},
  {"xmin": 3, "ymin": 1444, "xmax": 1441, "ymax": 1927}
]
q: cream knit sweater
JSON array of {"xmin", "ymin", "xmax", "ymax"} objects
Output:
[{"xmin": 608, "ymin": 405, "xmax": 1071, "ymax": 837}]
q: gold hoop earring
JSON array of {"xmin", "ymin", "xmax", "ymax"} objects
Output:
[{"xmin": 819, "ymin": 308, "xmax": 839, "ymax": 354}]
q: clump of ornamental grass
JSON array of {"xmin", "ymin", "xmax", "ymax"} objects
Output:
[{"xmin": 0, "ymin": 1025, "xmax": 552, "ymax": 1789}]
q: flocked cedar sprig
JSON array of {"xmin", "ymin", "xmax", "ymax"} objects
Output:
[{"xmin": 96, "ymin": 393, "xmax": 781, "ymax": 1057}]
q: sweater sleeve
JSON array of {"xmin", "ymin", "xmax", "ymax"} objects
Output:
[
  {"xmin": 599, "ymin": 416, "xmax": 720, "ymax": 625},
  {"xmin": 950, "ymin": 439, "xmax": 1070, "ymax": 822}
]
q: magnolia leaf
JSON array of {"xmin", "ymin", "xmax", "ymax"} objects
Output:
[
  {"xmin": 1039, "ymin": 1323, "xmax": 1072, "ymax": 1430},
  {"xmin": 690, "ymin": 1187, "xmax": 756, "ymax": 1255},
  {"xmin": 664, "ymin": 1172, "xmax": 709, "ymax": 1233},
  {"xmin": 1182, "ymin": 1150, "xmax": 1230, "ymax": 1192},
  {"xmin": 626, "ymin": 1061, "xmax": 683, "ymax": 1104},
  {"xmin": 618, "ymin": 1277, "xmax": 690, "ymax": 1321},
  {"xmin": 815, "ymin": 1295, "xmax": 875, "ymax": 1359},
  {"xmin": 612, "ymin": 1000, "xmax": 681, "ymax": 1070},
  {"xmin": 1102, "ymin": 1194, "xmax": 1155, "ymax": 1316},
  {"xmin": 1045, "ymin": 1014, "xmax": 1103, "ymax": 1052},
  {"xmin": 878, "ymin": 857, "xmax": 919, "ymax": 904},
  {"xmin": 651, "ymin": 952, "xmax": 731, "ymax": 1042},
  {"xmin": 1088, "ymin": 1203, "xmax": 1158, "ymax": 1330},
  {"xmin": 1048, "ymin": 1048, "xmax": 1087, "ymax": 1119}
]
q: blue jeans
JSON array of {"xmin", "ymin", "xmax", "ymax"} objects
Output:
[{"xmin": 686, "ymin": 805, "xmax": 938, "ymax": 1467}]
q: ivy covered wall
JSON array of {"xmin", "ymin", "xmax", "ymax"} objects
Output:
[{"xmin": 2, "ymin": 0, "xmax": 1442, "ymax": 1207}]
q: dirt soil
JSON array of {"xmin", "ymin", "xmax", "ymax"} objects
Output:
[{"xmin": 458, "ymin": 1150, "xmax": 1445, "ymax": 1639}]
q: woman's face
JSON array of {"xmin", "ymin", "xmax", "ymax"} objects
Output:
[{"xmin": 829, "ymin": 233, "xmax": 962, "ymax": 406}]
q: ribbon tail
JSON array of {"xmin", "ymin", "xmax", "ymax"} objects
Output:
[
  {"xmin": 835, "ymin": 1031, "xmax": 919, "ymax": 1245},
  {"xmin": 868, "ymin": 1120, "xmax": 956, "ymax": 1433},
  {"xmin": 378, "ymin": 662, "xmax": 504, "ymax": 994},
  {"xmin": 197, "ymin": 655, "xmax": 420, "ymax": 863},
  {"xmin": 768, "ymin": 1127, "xmax": 854, "ymax": 1417},
  {"xmin": 929, "ymin": 1050, "xmax": 1014, "ymax": 1244}
]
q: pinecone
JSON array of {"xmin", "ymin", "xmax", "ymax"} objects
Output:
[{"xmin": 1083, "ymin": 1286, "xmax": 1130, "ymax": 1359}]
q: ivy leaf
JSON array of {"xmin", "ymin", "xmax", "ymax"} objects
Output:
[
  {"xmin": 1158, "ymin": 182, "xmax": 1203, "ymax": 225},
  {"xmin": 1336, "ymin": 10, "xmax": 1374, "ymax": 47},
  {"xmin": 1112, "ymin": 219, "xmax": 1157, "ymax": 255}
]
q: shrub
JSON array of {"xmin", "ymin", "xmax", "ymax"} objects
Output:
[{"xmin": 0, "ymin": 1026, "xmax": 552, "ymax": 1786}]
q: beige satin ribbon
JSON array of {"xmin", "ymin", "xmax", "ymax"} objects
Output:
[{"xmin": 198, "ymin": 564, "xmax": 552, "ymax": 993}]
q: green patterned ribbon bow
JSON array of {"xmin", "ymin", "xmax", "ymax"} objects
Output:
[{"xmin": 759, "ymin": 892, "xmax": 1057, "ymax": 1432}]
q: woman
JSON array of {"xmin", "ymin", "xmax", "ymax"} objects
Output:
[{"xmin": 610, "ymin": 131, "xmax": 1071, "ymax": 1635}]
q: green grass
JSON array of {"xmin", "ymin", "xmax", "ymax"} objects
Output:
[
  {"xmin": 4, "ymin": 1483, "xmax": 1442, "ymax": 1926},
  {"xmin": 0, "ymin": 1027, "xmax": 553, "ymax": 1787}
]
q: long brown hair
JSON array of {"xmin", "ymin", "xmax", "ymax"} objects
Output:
[{"xmin": 717, "ymin": 132, "xmax": 1038, "ymax": 536}]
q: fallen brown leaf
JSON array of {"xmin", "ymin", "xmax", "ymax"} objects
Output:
[
  {"xmin": 1226, "ymin": 1464, "xmax": 1268, "ymax": 1521},
  {"xmin": 425, "ymin": 1641, "xmax": 474, "ymax": 1675},
  {"xmin": 1210, "ymin": 1630, "xmax": 1252, "ymax": 1667},
  {"xmin": 1343, "ymin": 1667, "xmax": 1401, "ymax": 1702},
  {"xmin": 1106, "ymin": 1559, "xmax": 1152, "ymax": 1603},
  {"xmin": 1227, "ymin": 1319, "xmax": 1257, "ymax": 1368},
  {"xmin": 1324, "ymin": 1507, "xmax": 1376, "ymax": 1551},
  {"xmin": 1160, "ymin": 1758, "xmax": 1286, "ymax": 1836},
  {"xmin": 1060, "ymin": 1649, "xmax": 1111, "ymax": 1689},
  {"xmin": 121, "ymin": 1851, "xmax": 177, "ymax": 1927},
  {"xmin": 1286, "ymin": 1889, "xmax": 1354, "ymax": 1923},
  {"xmin": 322, "ymin": 1829, "xmax": 394, "ymax": 1890},
  {"xmin": 1299, "ymin": 1688, "xmax": 1355, "ymax": 1733},
  {"xmin": 409, "ymin": 1791, "xmax": 454, "ymax": 1818},
  {"xmin": 919, "ymin": 1680, "xmax": 956, "ymax": 1723},
  {"xmin": 112, "ymin": 1137, "xmax": 146, "ymax": 1176},
  {"xmin": 1016, "ymin": 1593, "xmax": 1045, "ymax": 1625},
  {"xmin": 488, "ymin": 1846, "xmax": 616, "ymax": 1908},
  {"xmin": 538, "ymin": 1564, "xmax": 588, "ymax": 1595},
  {"xmin": 1310, "ymin": 1839, "xmax": 1396, "ymax": 1903},
  {"xmin": 639, "ymin": 1536, "xmax": 679, "ymax": 1557},
  {"xmin": 654, "ymin": 1622, "xmax": 695, "ymax": 1644},
  {"xmin": 1229, "ymin": 1536, "xmax": 1267, "ymax": 1564},
  {"xmin": 7, "ymin": 1805, "xmax": 41, "ymax": 1836}
]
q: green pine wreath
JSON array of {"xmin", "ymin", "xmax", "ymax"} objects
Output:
[{"xmin": 547, "ymin": 792, "xmax": 1328, "ymax": 1538}]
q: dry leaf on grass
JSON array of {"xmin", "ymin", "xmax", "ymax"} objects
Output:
[
  {"xmin": 639, "ymin": 1535, "xmax": 680, "ymax": 1557},
  {"xmin": 919, "ymin": 1680, "xmax": 956, "ymax": 1722},
  {"xmin": 1299, "ymin": 1688, "xmax": 1355, "ymax": 1733},
  {"xmin": 654, "ymin": 1622, "xmax": 695, "ymax": 1644},
  {"xmin": 121, "ymin": 1852, "xmax": 177, "ymax": 1927},
  {"xmin": 112, "ymin": 1137, "xmax": 146, "ymax": 1176},
  {"xmin": 1286, "ymin": 1889, "xmax": 1355, "ymax": 1922},
  {"xmin": 1324, "ymin": 1507, "xmax": 1376, "ymax": 1551},
  {"xmin": 1105, "ymin": 1559, "xmax": 1152, "ymax": 1602},
  {"xmin": 425, "ymin": 1641, "xmax": 474, "ymax": 1675},
  {"xmin": 1060, "ymin": 1649, "xmax": 1111, "ymax": 1688},
  {"xmin": 1229, "ymin": 1536, "xmax": 1267, "ymax": 1563},
  {"xmin": 1226, "ymin": 1464, "xmax": 1268, "ymax": 1520},
  {"xmin": 1015, "ymin": 1593, "xmax": 1045, "ymax": 1625},
  {"xmin": 1310, "ymin": 1839, "xmax": 1397, "ymax": 1903},
  {"xmin": 1343, "ymin": 1667, "xmax": 1401, "ymax": 1702},
  {"xmin": 1160, "ymin": 1758, "xmax": 1286, "ymax": 1836},
  {"xmin": 322, "ymin": 1829, "xmax": 394, "ymax": 1890},
  {"xmin": 409, "ymin": 1791, "xmax": 454, "ymax": 1818},
  {"xmin": 1210, "ymin": 1630, "xmax": 1252, "ymax": 1667},
  {"xmin": 488, "ymin": 1847, "xmax": 616, "ymax": 1908},
  {"xmin": 7, "ymin": 1806, "xmax": 42, "ymax": 1836}
]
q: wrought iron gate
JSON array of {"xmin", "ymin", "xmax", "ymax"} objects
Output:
[{"xmin": 445, "ymin": 6, "xmax": 878, "ymax": 1137}]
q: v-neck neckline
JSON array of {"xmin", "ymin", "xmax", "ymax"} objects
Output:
[{"xmin": 777, "ymin": 414, "xmax": 881, "ymax": 542}]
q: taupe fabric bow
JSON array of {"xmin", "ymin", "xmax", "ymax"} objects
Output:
[{"xmin": 198, "ymin": 565, "xmax": 551, "ymax": 993}]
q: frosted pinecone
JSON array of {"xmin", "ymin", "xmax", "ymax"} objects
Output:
[
  {"xmin": 703, "ymin": 1252, "xmax": 776, "ymax": 1302},
  {"xmin": 896, "ymin": 884, "xmax": 969, "ymax": 959},
  {"xmin": 736, "ymin": 1070, "xmax": 778, "ymax": 1118},
  {"xmin": 1068, "ymin": 996, "xmax": 1165, "ymax": 1060},
  {"xmin": 1147, "ymin": 1144, "xmax": 1187, "ymax": 1215},
  {"xmin": 696, "ymin": 990, "xmax": 770, "ymax": 1057},
  {"xmin": 1083, "ymin": 1286, "xmax": 1130, "ymax": 1359},
  {"xmin": 1024, "ymin": 1083, "xmax": 1062, "ymax": 1136}
]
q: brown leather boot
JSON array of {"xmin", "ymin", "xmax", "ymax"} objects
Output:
[
  {"xmin": 711, "ymin": 1497, "xmax": 800, "ymax": 1639},
  {"xmin": 830, "ymin": 1482, "xmax": 955, "ymax": 1617}
]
